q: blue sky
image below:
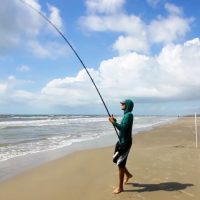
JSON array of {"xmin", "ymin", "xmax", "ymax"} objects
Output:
[{"xmin": 0, "ymin": 0, "xmax": 200, "ymax": 115}]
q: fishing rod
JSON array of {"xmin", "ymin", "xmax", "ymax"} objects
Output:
[{"xmin": 19, "ymin": 0, "xmax": 120, "ymax": 140}]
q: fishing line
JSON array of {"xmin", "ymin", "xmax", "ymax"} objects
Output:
[{"xmin": 19, "ymin": 0, "xmax": 120, "ymax": 140}]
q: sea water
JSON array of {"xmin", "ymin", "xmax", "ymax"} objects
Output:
[{"xmin": 0, "ymin": 115, "xmax": 176, "ymax": 181}]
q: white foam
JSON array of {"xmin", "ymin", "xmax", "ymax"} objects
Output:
[
  {"xmin": 0, "ymin": 115, "xmax": 176, "ymax": 162},
  {"xmin": 0, "ymin": 116, "xmax": 108, "ymax": 129},
  {"xmin": 0, "ymin": 133, "xmax": 100, "ymax": 162}
]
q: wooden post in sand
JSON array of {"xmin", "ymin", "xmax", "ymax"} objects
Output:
[{"xmin": 195, "ymin": 112, "xmax": 198, "ymax": 148}]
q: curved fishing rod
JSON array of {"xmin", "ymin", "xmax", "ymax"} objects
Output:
[{"xmin": 19, "ymin": 0, "xmax": 120, "ymax": 140}]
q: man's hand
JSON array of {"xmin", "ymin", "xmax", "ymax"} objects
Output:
[{"xmin": 109, "ymin": 115, "xmax": 116, "ymax": 124}]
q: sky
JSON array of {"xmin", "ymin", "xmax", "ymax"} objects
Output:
[{"xmin": 0, "ymin": 0, "xmax": 200, "ymax": 115}]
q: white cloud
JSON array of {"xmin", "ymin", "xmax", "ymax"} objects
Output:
[
  {"xmin": 47, "ymin": 4, "xmax": 63, "ymax": 30},
  {"xmin": 148, "ymin": 15, "xmax": 192, "ymax": 44},
  {"xmin": 0, "ymin": 76, "xmax": 34, "ymax": 105},
  {"xmin": 113, "ymin": 35, "xmax": 149, "ymax": 55},
  {"xmin": 0, "ymin": 0, "xmax": 66, "ymax": 58},
  {"xmin": 23, "ymin": 0, "xmax": 41, "ymax": 10},
  {"xmin": 80, "ymin": 1, "xmax": 193, "ymax": 54},
  {"xmin": 86, "ymin": 0, "xmax": 125, "ymax": 14},
  {"xmin": 28, "ymin": 41, "xmax": 51, "ymax": 58},
  {"xmin": 80, "ymin": 13, "xmax": 148, "ymax": 54},
  {"xmin": 12, "ymin": 90, "xmax": 34, "ymax": 103},
  {"xmin": 184, "ymin": 37, "xmax": 200, "ymax": 46},
  {"xmin": 18, "ymin": 65, "xmax": 31, "ymax": 72},
  {"xmin": 0, "ymin": 83, "xmax": 7, "ymax": 93},
  {"xmin": 0, "ymin": 0, "xmax": 42, "ymax": 51},
  {"xmin": 157, "ymin": 38, "xmax": 200, "ymax": 87},
  {"xmin": 1, "ymin": 38, "xmax": 200, "ymax": 110},
  {"xmin": 40, "ymin": 69, "xmax": 101, "ymax": 106},
  {"xmin": 27, "ymin": 40, "xmax": 68, "ymax": 59},
  {"xmin": 8, "ymin": 75, "xmax": 16, "ymax": 81},
  {"xmin": 165, "ymin": 3, "xmax": 183, "ymax": 16},
  {"xmin": 80, "ymin": 13, "xmax": 145, "ymax": 35},
  {"xmin": 146, "ymin": 0, "xmax": 160, "ymax": 8},
  {"xmin": 35, "ymin": 38, "xmax": 200, "ymax": 106}
]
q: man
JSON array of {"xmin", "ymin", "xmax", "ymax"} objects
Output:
[{"xmin": 109, "ymin": 99, "xmax": 134, "ymax": 194}]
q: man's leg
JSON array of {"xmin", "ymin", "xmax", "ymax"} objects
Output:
[
  {"xmin": 112, "ymin": 166, "xmax": 125, "ymax": 194},
  {"xmin": 124, "ymin": 167, "xmax": 133, "ymax": 184}
]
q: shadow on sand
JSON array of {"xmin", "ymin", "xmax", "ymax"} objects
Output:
[{"xmin": 125, "ymin": 182, "xmax": 194, "ymax": 193}]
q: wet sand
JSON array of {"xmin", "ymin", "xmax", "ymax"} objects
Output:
[{"xmin": 0, "ymin": 117, "xmax": 199, "ymax": 200}]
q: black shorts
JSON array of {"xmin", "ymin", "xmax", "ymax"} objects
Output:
[{"xmin": 113, "ymin": 140, "xmax": 132, "ymax": 168}]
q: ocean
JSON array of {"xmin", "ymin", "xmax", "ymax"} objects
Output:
[{"xmin": 0, "ymin": 114, "xmax": 176, "ymax": 182}]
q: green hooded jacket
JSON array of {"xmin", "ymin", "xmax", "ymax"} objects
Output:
[{"xmin": 113, "ymin": 99, "xmax": 134, "ymax": 144}]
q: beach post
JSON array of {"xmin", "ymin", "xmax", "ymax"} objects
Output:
[{"xmin": 195, "ymin": 112, "xmax": 198, "ymax": 148}]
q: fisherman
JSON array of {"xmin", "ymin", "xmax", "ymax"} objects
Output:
[{"xmin": 109, "ymin": 99, "xmax": 134, "ymax": 194}]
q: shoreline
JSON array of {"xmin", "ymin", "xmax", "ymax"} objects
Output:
[
  {"xmin": 0, "ymin": 117, "xmax": 199, "ymax": 200},
  {"xmin": 0, "ymin": 116, "xmax": 176, "ymax": 182}
]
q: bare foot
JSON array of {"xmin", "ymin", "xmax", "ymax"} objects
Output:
[
  {"xmin": 124, "ymin": 174, "xmax": 133, "ymax": 184},
  {"xmin": 112, "ymin": 187, "xmax": 123, "ymax": 194}
]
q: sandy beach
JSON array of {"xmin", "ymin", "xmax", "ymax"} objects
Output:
[{"xmin": 0, "ymin": 117, "xmax": 199, "ymax": 200}]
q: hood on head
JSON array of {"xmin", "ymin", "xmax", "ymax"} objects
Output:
[{"xmin": 123, "ymin": 99, "xmax": 134, "ymax": 113}]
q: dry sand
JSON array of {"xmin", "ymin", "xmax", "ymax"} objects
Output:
[{"xmin": 0, "ymin": 117, "xmax": 199, "ymax": 200}]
